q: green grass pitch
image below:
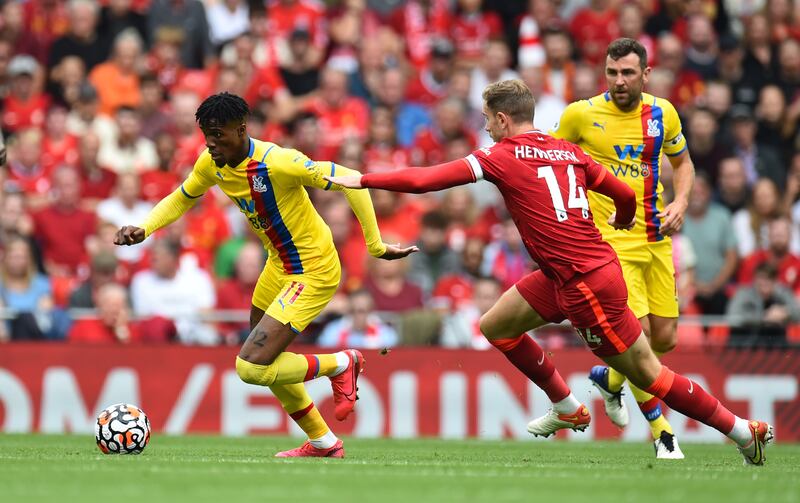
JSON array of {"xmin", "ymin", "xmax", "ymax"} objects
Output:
[{"xmin": 1, "ymin": 435, "xmax": 798, "ymax": 503}]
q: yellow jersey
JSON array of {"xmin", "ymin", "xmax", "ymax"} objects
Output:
[
  {"xmin": 143, "ymin": 137, "xmax": 385, "ymax": 275},
  {"xmin": 550, "ymin": 92, "xmax": 687, "ymax": 251}
]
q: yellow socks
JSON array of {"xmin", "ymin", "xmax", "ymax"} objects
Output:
[
  {"xmin": 271, "ymin": 383, "xmax": 331, "ymax": 440},
  {"xmin": 235, "ymin": 353, "xmax": 344, "ymax": 386},
  {"xmin": 607, "ymin": 366, "xmax": 627, "ymax": 392}
]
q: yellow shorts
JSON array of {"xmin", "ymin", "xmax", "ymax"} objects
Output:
[
  {"xmin": 616, "ymin": 240, "xmax": 678, "ymax": 319},
  {"xmin": 252, "ymin": 259, "xmax": 341, "ymax": 333}
]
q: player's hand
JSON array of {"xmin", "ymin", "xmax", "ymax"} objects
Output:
[
  {"xmin": 324, "ymin": 174, "xmax": 363, "ymax": 189},
  {"xmin": 379, "ymin": 243, "xmax": 419, "ymax": 260},
  {"xmin": 657, "ymin": 199, "xmax": 688, "ymax": 236},
  {"xmin": 114, "ymin": 226, "xmax": 146, "ymax": 246},
  {"xmin": 608, "ymin": 212, "xmax": 636, "ymax": 231}
]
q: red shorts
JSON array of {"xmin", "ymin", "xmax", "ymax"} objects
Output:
[{"xmin": 515, "ymin": 261, "xmax": 641, "ymax": 356}]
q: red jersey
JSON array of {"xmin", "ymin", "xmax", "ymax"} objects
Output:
[
  {"xmin": 466, "ymin": 132, "xmax": 619, "ymax": 285},
  {"xmin": 450, "ymin": 11, "xmax": 503, "ymax": 61}
]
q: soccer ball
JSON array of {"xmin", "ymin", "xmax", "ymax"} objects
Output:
[{"xmin": 95, "ymin": 403, "xmax": 151, "ymax": 455}]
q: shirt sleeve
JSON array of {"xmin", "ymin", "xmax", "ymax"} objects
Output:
[
  {"xmin": 140, "ymin": 151, "xmax": 216, "ymax": 237},
  {"xmin": 549, "ymin": 101, "xmax": 584, "ymax": 142},
  {"xmin": 468, "ymin": 145, "xmax": 503, "ymax": 182},
  {"xmin": 661, "ymin": 100, "xmax": 688, "ymax": 157}
]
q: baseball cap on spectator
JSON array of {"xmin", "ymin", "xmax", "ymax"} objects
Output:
[
  {"xmin": 730, "ymin": 104, "xmax": 755, "ymax": 122},
  {"xmin": 290, "ymin": 27, "xmax": 311, "ymax": 41},
  {"xmin": 8, "ymin": 55, "xmax": 38, "ymax": 77},
  {"xmin": 431, "ymin": 38, "xmax": 455, "ymax": 59},
  {"xmin": 719, "ymin": 34, "xmax": 741, "ymax": 53}
]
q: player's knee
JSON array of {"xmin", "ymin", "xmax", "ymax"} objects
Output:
[
  {"xmin": 651, "ymin": 336, "xmax": 677, "ymax": 354},
  {"xmin": 235, "ymin": 356, "xmax": 277, "ymax": 386}
]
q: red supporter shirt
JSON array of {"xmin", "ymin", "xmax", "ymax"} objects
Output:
[
  {"xmin": 450, "ymin": 12, "xmax": 503, "ymax": 61},
  {"xmin": 33, "ymin": 205, "xmax": 97, "ymax": 274},
  {"xmin": 388, "ymin": 0, "xmax": 450, "ymax": 68},
  {"xmin": 568, "ymin": 8, "xmax": 620, "ymax": 65},
  {"xmin": 305, "ymin": 96, "xmax": 370, "ymax": 160},
  {"xmin": 364, "ymin": 276, "xmax": 425, "ymax": 312},
  {"xmin": 6, "ymin": 162, "xmax": 52, "ymax": 196},
  {"xmin": 411, "ymin": 127, "xmax": 476, "ymax": 166},
  {"xmin": 140, "ymin": 170, "xmax": 180, "ymax": 202},
  {"xmin": 41, "ymin": 134, "xmax": 79, "ymax": 170},
  {"xmin": 80, "ymin": 167, "xmax": 118, "ymax": 201},
  {"xmin": 738, "ymin": 251, "xmax": 800, "ymax": 291},
  {"xmin": 2, "ymin": 94, "xmax": 50, "ymax": 133},
  {"xmin": 215, "ymin": 279, "xmax": 254, "ymax": 338},
  {"xmin": 363, "ymin": 144, "xmax": 410, "ymax": 174},
  {"xmin": 267, "ymin": 0, "xmax": 327, "ymax": 48},
  {"xmin": 244, "ymin": 65, "xmax": 287, "ymax": 106},
  {"xmin": 405, "ymin": 71, "xmax": 448, "ymax": 107}
]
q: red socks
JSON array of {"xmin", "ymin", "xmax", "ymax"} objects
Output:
[
  {"xmin": 490, "ymin": 335, "xmax": 571, "ymax": 403},
  {"xmin": 646, "ymin": 366, "xmax": 735, "ymax": 434}
]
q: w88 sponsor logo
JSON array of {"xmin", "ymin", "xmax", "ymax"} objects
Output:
[{"xmin": 609, "ymin": 163, "xmax": 651, "ymax": 178}]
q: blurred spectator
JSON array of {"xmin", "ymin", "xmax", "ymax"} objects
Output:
[
  {"xmin": 683, "ymin": 173, "xmax": 738, "ymax": 315},
  {"xmin": 372, "ymin": 189, "xmax": 422, "ymax": 244},
  {"xmin": 671, "ymin": 232, "xmax": 697, "ymax": 312},
  {"xmin": 657, "ymin": 32, "xmax": 705, "ymax": 110},
  {"xmin": 432, "ymin": 235, "xmax": 486, "ymax": 311},
  {"xmin": 130, "ymin": 238, "xmax": 216, "ymax": 344},
  {"xmin": 266, "ymin": 0, "xmax": 328, "ymax": 68},
  {"xmin": 406, "ymin": 38, "xmax": 456, "ymax": 107},
  {"xmin": 32, "ymin": 166, "xmax": 96, "ymax": 276},
  {"xmin": 147, "ymin": 0, "xmax": 213, "ymax": 69},
  {"xmin": 40, "ymin": 106, "xmax": 79, "ymax": 171},
  {"xmin": 727, "ymin": 262, "xmax": 800, "ymax": 347},
  {"xmin": 89, "ymin": 29, "xmax": 143, "ymax": 116},
  {"xmin": 215, "ymin": 241, "xmax": 264, "ymax": 344},
  {"xmin": 733, "ymin": 178, "xmax": 800, "ymax": 257},
  {"xmin": 65, "ymin": 83, "xmax": 116, "ymax": 139},
  {"xmin": 68, "ymin": 250, "xmax": 121, "ymax": 309},
  {"xmin": 279, "ymin": 28, "xmax": 321, "ymax": 98},
  {"xmin": 572, "ymin": 64, "xmax": 601, "ymax": 101},
  {"xmin": 46, "ymin": 55, "xmax": 86, "ymax": 108},
  {"xmin": 481, "ymin": 215, "xmax": 531, "ymax": 291},
  {"xmin": 97, "ymin": 107, "xmax": 158, "ymax": 173},
  {"xmin": 0, "ymin": 191, "xmax": 35, "ymax": 245},
  {"xmin": 539, "ymin": 27, "xmax": 577, "ymax": 104},
  {"xmin": 140, "ymin": 133, "xmax": 180, "ymax": 203},
  {"xmin": 328, "ymin": 0, "xmax": 382, "ymax": 73},
  {"xmin": 742, "ymin": 13, "xmax": 777, "ymax": 91},
  {"xmin": 97, "ymin": 173, "xmax": 154, "ymax": 263},
  {"xmin": 363, "ymin": 105, "xmax": 412, "ymax": 173},
  {"xmin": 521, "ymin": 66, "xmax": 565, "ymax": 132},
  {"xmin": 374, "ymin": 67, "xmax": 432, "ymax": 148},
  {"xmin": 99, "ymin": 0, "xmax": 148, "ymax": 46},
  {"xmin": 48, "ymin": 0, "xmax": 109, "ymax": 72},
  {"xmin": 318, "ymin": 289, "xmax": 399, "ymax": 349},
  {"xmin": 408, "ymin": 210, "xmax": 460, "ymax": 295},
  {"xmin": 716, "ymin": 35, "xmax": 758, "ymax": 109},
  {"xmin": 138, "ymin": 74, "xmax": 171, "ymax": 141},
  {"xmin": 714, "ymin": 157, "xmax": 750, "ymax": 214},
  {"xmin": 730, "ymin": 104, "xmax": 785, "ymax": 186},
  {"xmin": 2, "ymin": 55, "xmax": 48, "ymax": 134},
  {"xmin": 738, "ymin": 217, "xmax": 800, "ymax": 292},
  {"xmin": 469, "ymin": 39, "xmax": 518, "ymax": 112},
  {"xmin": 411, "ymin": 98, "xmax": 475, "ymax": 166},
  {"xmin": 778, "ymin": 38, "xmax": 800, "ymax": 103},
  {"xmin": 69, "ymin": 282, "xmax": 177, "ymax": 343},
  {"xmin": 684, "ymin": 14, "xmax": 718, "ymax": 80},
  {"xmin": 207, "ymin": 0, "xmax": 250, "ymax": 49},
  {"xmin": 756, "ymin": 84, "xmax": 795, "ymax": 163},
  {"xmin": 1, "ymin": 2, "xmax": 49, "ymax": 64},
  {"xmin": 440, "ymin": 276, "xmax": 501, "ymax": 349},
  {"xmin": 145, "ymin": 26, "xmax": 187, "ymax": 95},
  {"xmin": 76, "ymin": 132, "xmax": 117, "ymax": 209},
  {"xmin": 5, "ymin": 129, "xmax": 52, "ymax": 206},
  {"xmin": 767, "ymin": 0, "xmax": 800, "ymax": 43},
  {"xmin": 450, "ymin": 0, "xmax": 503, "ymax": 67},
  {"xmin": 687, "ymin": 107, "xmax": 732, "ymax": 186},
  {"xmin": 517, "ymin": 0, "xmax": 554, "ymax": 69},
  {"xmin": 388, "ymin": 0, "xmax": 450, "ymax": 68},
  {"xmin": 364, "ymin": 252, "xmax": 424, "ymax": 313},
  {"xmin": 0, "ymin": 236, "xmax": 56, "ymax": 340},
  {"xmin": 286, "ymin": 112, "xmax": 322, "ymax": 160},
  {"xmin": 169, "ymin": 90, "xmax": 205, "ymax": 174},
  {"xmin": 441, "ymin": 187, "xmax": 479, "ymax": 252},
  {"xmin": 305, "ymin": 66, "xmax": 370, "ymax": 160},
  {"xmin": 646, "ymin": 68, "xmax": 675, "ymax": 104},
  {"xmin": 322, "ymin": 199, "xmax": 366, "ymax": 289},
  {"xmin": 569, "ymin": 0, "xmax": 619, "ymax": 66},
  {"xmin": 618, "ymin": 2, "xmax": 655, "ymax": 62},
  {"xmin": 0, "ymin": 40, "xmax": 13, "ymax": 98}
]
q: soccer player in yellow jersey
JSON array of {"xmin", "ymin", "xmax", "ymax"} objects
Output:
[
  {"xmin": 114, "ymin": 93, "xmax": 416, "ymax": 458},
  {"xmin": 551, "ymin": 39, "xmax": 695, "ymax": 459}
]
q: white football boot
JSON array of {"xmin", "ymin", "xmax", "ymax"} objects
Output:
[{"xmin": 527, "ymin": 405, "xmax": 591, "ymax": 438}]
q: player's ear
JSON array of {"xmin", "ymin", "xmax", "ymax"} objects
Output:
[{"xmin": 642, "ymin": 66, "xmax": 652, "ymax": 85}]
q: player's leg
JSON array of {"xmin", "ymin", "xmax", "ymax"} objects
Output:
[
  {"xmin": 603, "ymin": 335, "xmax": 774, "ymax": 466},
  {"xmin": 588, "ymin": 256, "xmax": 646, "ymax": 428},
  {"xmin": 481, "ymin": 271, "xmax": 590, "ymax": 437}
]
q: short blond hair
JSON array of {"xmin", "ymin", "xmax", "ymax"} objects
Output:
[{"xmin": 482, "ymin": 79, "xmax": 535, "ymax": 123}]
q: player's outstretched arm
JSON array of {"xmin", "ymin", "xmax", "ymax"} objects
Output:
[
  {"xmin": 325, "ymin": 159, "xmax": 476, "ymax": 194},
  {"xmin": 114, "ymin": 186, "xmax": 200, "ymax": 246}
]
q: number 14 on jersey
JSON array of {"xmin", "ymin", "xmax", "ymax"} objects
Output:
[{"xmin": 537, "ymin": 165, "xmax": 589, "ymax": 222}]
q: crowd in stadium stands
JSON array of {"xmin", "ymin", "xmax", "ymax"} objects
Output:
[{"xmin": 2, "ymin": 0, "xmax": 800, "ymax": 348}]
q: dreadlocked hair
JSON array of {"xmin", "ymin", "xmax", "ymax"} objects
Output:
[{"xmin": 195, "ymin": 92, "xmax": 250, "ymax": 128}]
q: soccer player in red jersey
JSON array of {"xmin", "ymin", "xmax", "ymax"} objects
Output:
[{"xmin": 327, "ymin": 80, "xmax": 774, "ymax": 465}]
